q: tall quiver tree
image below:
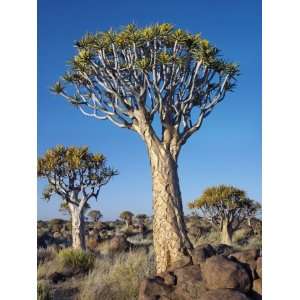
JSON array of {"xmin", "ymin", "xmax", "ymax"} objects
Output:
[
  {"xmin": 52, "ymin": 23, "xmax": 239, "ymax": 272},
  {"xmin": 38, "ymin": 146, "xmax": 117, "ymax": 250}
]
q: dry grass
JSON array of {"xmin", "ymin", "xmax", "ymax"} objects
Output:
[
  {"xmin": 79, "ymin": 248, "xmax": 155, "ymax": 300},
  {"xmin": 37, "ymin": 280, "xmax": 52, "ymax": 300}
]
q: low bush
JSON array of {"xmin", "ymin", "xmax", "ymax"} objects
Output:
[
  {"xmin": 58, "ymin": 248, "xmax": 95, "ymax": 273},
  {"xmin": 37, "ymin": 280, "xmax": 52, "ymax": 300}
]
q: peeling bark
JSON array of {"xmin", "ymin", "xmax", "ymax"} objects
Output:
[{"xmin": 69, "ymin": 204, "xmax": 86, "ymax": 250}]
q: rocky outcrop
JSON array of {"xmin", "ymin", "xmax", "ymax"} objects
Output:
[{"xmin": 138, "ymin": 244, "xmax": 262, "ymax": 300}]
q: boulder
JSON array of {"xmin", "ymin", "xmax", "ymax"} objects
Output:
[
  {"xmin": 230, "ymin": 249, "xmax": 259, "ymax": 279},
  {"xmin": 202, "ymin": 255, "xmax": 252, "ymax": 292},
  {"xmin": 256, "ymin": 257, "xmax": 262, "ymax": 278},
  {"xmin": 191, "ymin": 244, "xmax": 216, "ymax": 264},
  {"xmin": 199, "ymin": 289, "xmax": 250, "ymax": 300},
  {"xmin": 173, "ymin": 265, "xmax": 207, "ymax": 299},
  {"xmin": 138, "ymin": 276, "xmax": 173, "ymax": 300},
  {"xmin": 213, "ymin": 244, "xmax": 234, "ymax": 256},
  {"xmin": 253, "ymin": 278, "xmax": 262, "ymax": 295},
  {"xmin": 230, "ymin": 249, "xmax": 259, "ymax": 262}
]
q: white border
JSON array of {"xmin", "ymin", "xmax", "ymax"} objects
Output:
[
  {"xmin": 0, "ymin": 0, "xmax": 300, "ymax": 299},
  {"xmin": 0, "ymin": 0, "xmax": 36, "ymax": 298},
  {"xmin": 263, "ymin": 0, "xmax": 300, "ymax": 299}
]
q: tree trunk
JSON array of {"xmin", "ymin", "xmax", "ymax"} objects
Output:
[
  {"xmin": 148, "ymin": 145, "xmax": 193, "ymax": 273},
  {"xmin": 221, "ymin": 219, "xmax": 233, "ymax": 245},
  {"xmin": 69, "ymin": 204, "xmax": 86, "ymax": 250}
]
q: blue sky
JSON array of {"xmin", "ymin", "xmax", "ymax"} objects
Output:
[{"xmin": 38, "ymin": 0, "xmax": 261, "ymax": 220}]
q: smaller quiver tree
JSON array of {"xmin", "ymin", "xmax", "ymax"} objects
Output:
[
  {"xmin": 88, "ymin": 210, "xmax": 103, "ymax": 223},
  {"xmin": 120, "ymin": 211, "xmax": 134, "ymax": 228},
  {"xmin": 188, "ymin": 185, "xmax": 261, "ymax": 245},
  {"xmin": 38, "ymin": 145, "xmax": 117, "ymax": 250}
]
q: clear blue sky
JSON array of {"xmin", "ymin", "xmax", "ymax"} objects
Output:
[{"xmin": 38, "ymin": 0, "xmax": 261, "ymax": 220}]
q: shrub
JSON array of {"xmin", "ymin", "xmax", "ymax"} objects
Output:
[
  {"xmin": 79, "ymin": 249, "xmax": 155, "ymax": 300},
  {"xmin": 37, "ymin": 280, "xmax": 52, "ymax": 300},
  {"xmin": 58, "ymin": 248, "xmax": 95, "ymax": 273},
  {"xmin": 37, "ymin": 247, "xmax": 57, "ymax": 265}
]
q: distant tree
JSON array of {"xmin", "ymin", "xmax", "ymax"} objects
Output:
[
  {"xmin": 135, "ymin": 214, "xmax": 148, "ymax": 224},
  {"xmin": 52, "ymin": 23, "xmax": 239, "ymax": 272},
  {"xmin": 38, "ymin": 145, "xmax": 117, "ymax": 250},
  {"xmin": 119, "ymin": 211, "xmax": 134, "ymax": 227},
  {"xmin": 188, "ymin": 185, "xmax": 261, "ymax": 245},
  {"xmin": 88, "ymin": 210, "xmax": 102, "ymax": 222}
]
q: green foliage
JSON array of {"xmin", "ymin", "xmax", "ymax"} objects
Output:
[
  {"xmin": 188, "ymin": 185, "xmax": 261, "ymax": 231},
  {"xmin": 191, "ymin": 185, "xmax": 255, "ymax": 209},
  {"xmin": 88, "ymin": 210, "xmax": 102, "ymax": 222},
  {"xmin": 37, "ymin": 281, "xmax": 52, "ymax": 300},
  {"xmin": 120, "ymin": 211, "xmax": 134, "ymax": 221},
  {"xmin": 58, "ymin": 248, "xmax": 95, "ymax": 273},
  {"xmin": 37, "ymin": 145, "xmax": 117, "ymax": 201},
  {"xmin": 54, "ymin": 23, "xmax": 239, "ymax": 95}
]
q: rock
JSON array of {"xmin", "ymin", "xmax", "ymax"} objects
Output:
[
  {"xmin": 202, "ymin": 255, "xmax": 252, "ymax": 292},
  {"xmin": 138, "ymin": 276, "xmax": 173, "ymax": 300},
  {"xmin": 253, "ymin": 278, "xmax": 262, "ymax": 295},
  {"xmin": 48, "ymin": 272, "xmax": 66, "ymax": 284},
  {"xmin": 230, "ymin": 249, "xmax": 259, "ymax": 279},
  {"xmin": 173, "ymin": 265, "xmax": 202, "ymax": 283},
  {"xmin": 213, "ymin": 244, "xmax": 234, "ymax": 256},
  {"xmin": 191, "ymin": 244, "xmax": 216, "ymax": 264},
  {"xmin": 199, "ymin": 289, "xmax": 250, "ymax": 300},
  {"xmin": 256, "ymin": 257, "xmax": 262, "ymax": 278},
  {"xmin": 109, "ymin": 235, "xmax": 129, "ymax": 253},
  {"xmin": 160, "ymin": 272, "xmax": 177, "ymax": 285},
  {"xmin": 173, "ymin": 265, "xmax": 207, "ymax": 300},
  {"xmin": 230, "ymin": 249, "xmax": 259, "ymax": 262}
]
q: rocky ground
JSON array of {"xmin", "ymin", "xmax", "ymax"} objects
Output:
[{"xmin": 37, "ymin": 216, "xmax": 262, "ymax": 300}]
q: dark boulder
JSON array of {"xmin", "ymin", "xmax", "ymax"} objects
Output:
[
  {"xmin": 230, "ymin": 249, "xmax": 259, "ymax": 279},
  {"xmin": 213, "ymin": 244, "xmax": 234, "ymax": 256},
  {"xmin": 191, "ymin": 243, "xmax": 216, "ymax": 264},
  {"xmin": 138, "ymin": 276, "xmax": 173, "ymax": 300},
  {"xmin": 202, "ymin": 255, "xmax": 252, "ymax": 292}
]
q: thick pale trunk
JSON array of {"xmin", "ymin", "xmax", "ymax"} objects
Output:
[
  {"xmin": 69, "ymin": 205, "xmax": 86, "ymax": 250},
  {"xmin": 221, "ymin": 219, "xmax": 233, "ymax": 245},
  {"xmin": 148, "ymin": 146, "xmax": 193, "ymax": 273}
]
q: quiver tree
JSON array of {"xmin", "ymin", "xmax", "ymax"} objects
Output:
[
  {"xmin": 52, "ymin": 23, "xmax": 239, "ymax": 272},
  {"xmin": 188, "ymin": 185, "xmax": 261, "ymax": 245},
  {"xmin": 120, "ymin": 211, "xmax": 134, "ymax": 227},
  {"xmin": 88, "ymin": 210, "xmax": 103, "ymax": 223},
  {"xmin": 37, "ymin": 145, "xmax": 117, "ymax": 250},
  {"xmin": 135, "ymin": 213, "xmax": 148, "ymax": 234}
]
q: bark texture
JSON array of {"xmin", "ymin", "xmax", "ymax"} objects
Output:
[
  {"xmin": 147, "ymin": 143, "xmax": 193, "ymax": 273},
  {"xmin": 69, "ymin": 204, "xmax": 86, "ymax": 250},
  {"xmin": 221, "ymin": 219, "xmax": 233, "ymax": 245}
]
